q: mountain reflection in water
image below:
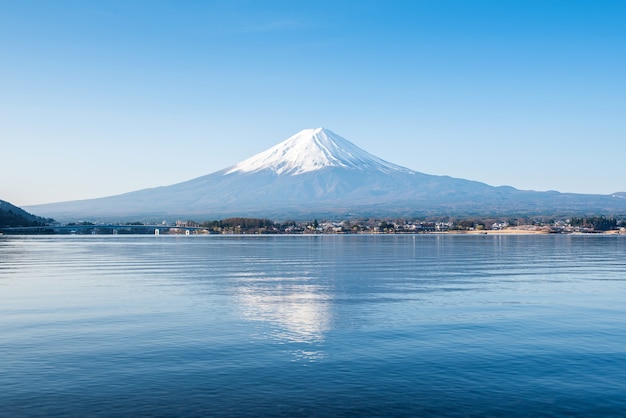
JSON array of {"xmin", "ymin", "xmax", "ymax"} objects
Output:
[{"xmin": 235, "ymin": 272, "xmax": 331, "ymax": 360}]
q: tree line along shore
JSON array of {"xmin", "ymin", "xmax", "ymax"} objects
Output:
[{"xmin": 5, "ymin": 216, "xmax": 624, "ymax": 235}]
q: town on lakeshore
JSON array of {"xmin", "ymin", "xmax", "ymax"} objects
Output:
[{"xmin": 3, "ymin": 216, "xmax": 625, "ymax": 235}]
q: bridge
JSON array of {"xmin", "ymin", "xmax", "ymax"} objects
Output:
[{"xmin": 0, "ymin": 224, "xmax": 211, "ymax": 235}]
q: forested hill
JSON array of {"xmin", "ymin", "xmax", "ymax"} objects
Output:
[{"xmin": 0, "ymin": 199, "xmax": 53, "ymax": 227}]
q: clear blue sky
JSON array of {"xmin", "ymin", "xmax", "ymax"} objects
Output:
[{"xmin": 2, "ymin": 0, "xmax": 625, "ymax": 206}]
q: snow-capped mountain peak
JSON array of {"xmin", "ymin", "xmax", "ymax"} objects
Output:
[{"xmin": 225, "ymin": 127, "xmax": 413, "ymax": 176}]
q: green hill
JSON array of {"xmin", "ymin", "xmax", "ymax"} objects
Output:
[{"xmin": 0, "ymin": 199, "xmax": 53, "ymax": 228}]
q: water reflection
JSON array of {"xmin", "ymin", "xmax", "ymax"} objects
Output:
[{"xmin": 235, "ymin": 274, "xmax": 331, "ymax": 360}]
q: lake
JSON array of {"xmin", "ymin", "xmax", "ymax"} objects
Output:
[{"xmin": 1, "ymin": 234, "xmax": 625, "ymax": 416}]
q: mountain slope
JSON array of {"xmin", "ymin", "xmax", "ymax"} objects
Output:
[
  {"xmin": 0, "ymin": 199, "xmax": 52, "ymax": 227},
  {"xmin": 26, "ymin": 128, "xmax": 626, "ymax": 221}
]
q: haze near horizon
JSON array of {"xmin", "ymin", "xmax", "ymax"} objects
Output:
[{"xmin": 1, "ymin": 0, "xmax": 625, "ymax": 206}]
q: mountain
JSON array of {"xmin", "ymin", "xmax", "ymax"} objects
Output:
[
  {"xmin": 0, "ymin": 199, "xmax": 53, "ymax": 227},
  {"xmin": 225, "ymin": 128, "xmax": 412, "ymax": 176},
  {"xmin": 26, "ymin": 128, "xmax": 626, "ymax": 222}
]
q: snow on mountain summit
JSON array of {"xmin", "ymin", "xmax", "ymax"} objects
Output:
[{"xmin": 225, "ymin": 128, "xmax": 413, "ymax": 176}]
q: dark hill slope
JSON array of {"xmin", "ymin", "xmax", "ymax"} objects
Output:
[{"xmin": 0, "ymin": 199, "xmax": 52, "ymax": 227}]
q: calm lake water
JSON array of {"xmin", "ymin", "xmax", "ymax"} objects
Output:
[{"xmin": 1, "ymin": 234, "xmax": 626, "ymax": 417}]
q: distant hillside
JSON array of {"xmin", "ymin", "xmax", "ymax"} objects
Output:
[{"xmin": 0, "ymin": 199, "xmax": 53, "ymax": 227}]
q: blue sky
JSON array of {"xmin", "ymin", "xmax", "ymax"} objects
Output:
[{"xmin": 2, "ymin": 0, "xmax": 625, "ymax": 206}]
